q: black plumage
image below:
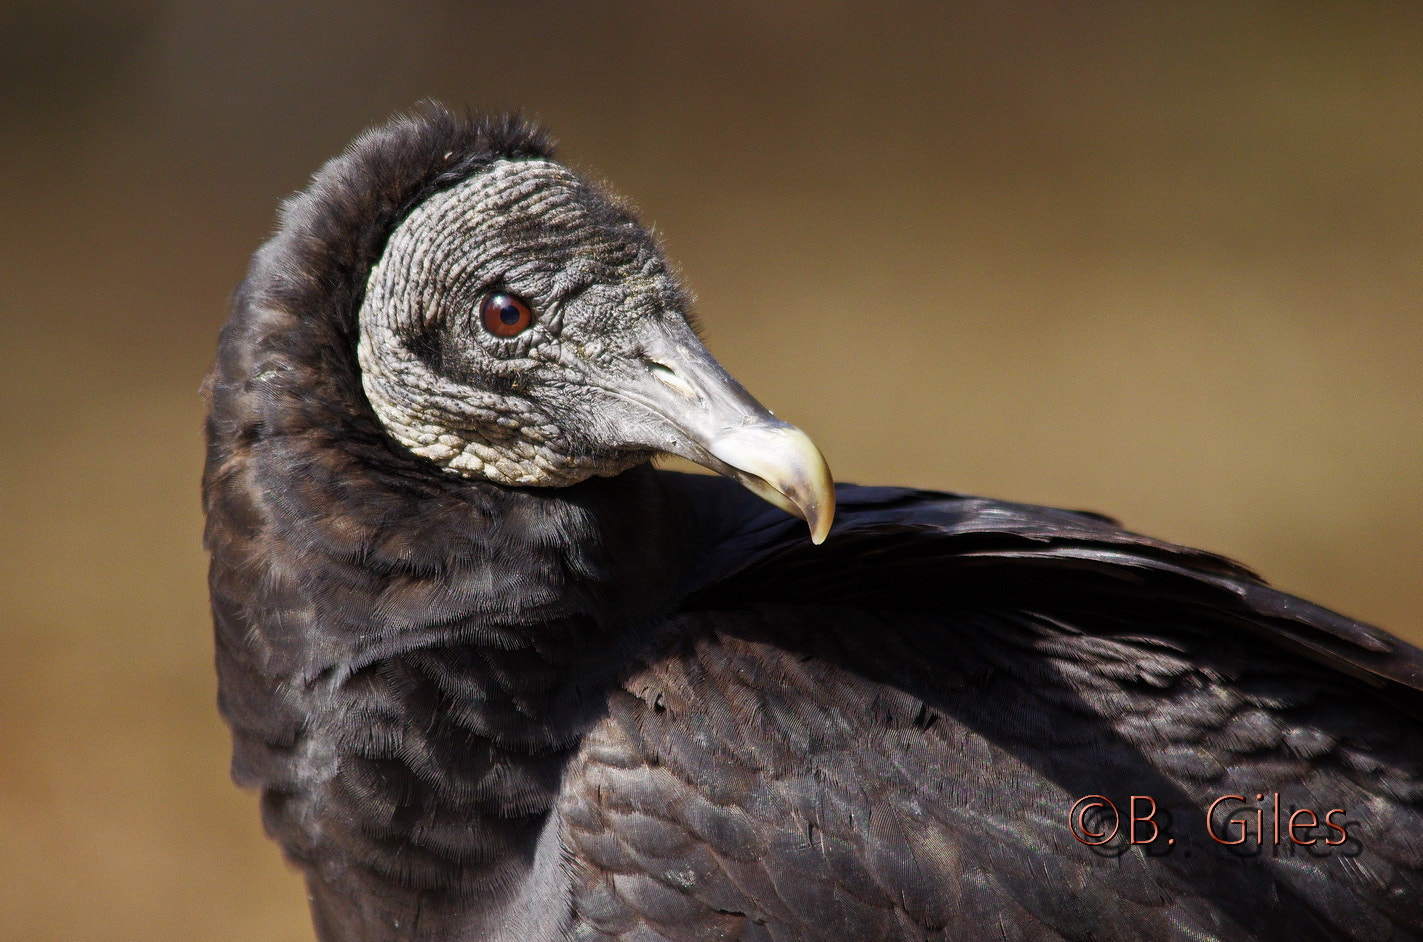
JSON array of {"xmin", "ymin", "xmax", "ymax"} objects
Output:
[{"xmin": 205, "ymin": 106, "xmax": 1423, "ymax": 941}]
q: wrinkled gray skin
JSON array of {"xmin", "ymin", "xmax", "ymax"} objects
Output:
[
  {"xmin": 359, "ymin": 155, "xmax": 834, "ymax": 539},
  {"xmin": 360, "ymin": 158, "xmax": 697, "ymax": 485}
]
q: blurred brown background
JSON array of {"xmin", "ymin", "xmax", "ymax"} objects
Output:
[{"xmin": 1, "ymin": 2, "xmax": 1419, "ymax": 939}]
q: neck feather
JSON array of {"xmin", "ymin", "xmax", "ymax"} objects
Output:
[{"xmin": 209, "ymin": 354, "xmax": 691, "ymax": 936}]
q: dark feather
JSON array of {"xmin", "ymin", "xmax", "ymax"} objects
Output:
[{"xmin": 206, "ymin": 105, "xmax": 1423, "ymax": 942}]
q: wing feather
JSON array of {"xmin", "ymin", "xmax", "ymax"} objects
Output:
[{"xmin": 560, "ymin": 477, "xmax": 1423, "ymax": 940}]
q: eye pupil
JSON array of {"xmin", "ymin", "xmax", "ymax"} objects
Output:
[{"xmin": 480, "ymin": 292, "xmax": 534, "ymax": 337}]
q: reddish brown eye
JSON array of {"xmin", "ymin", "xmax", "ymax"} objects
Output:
[{"xmin": 480, "ymin": 292, "xmax": 534, "ymax": 337}]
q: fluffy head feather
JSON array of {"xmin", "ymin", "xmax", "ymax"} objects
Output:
[{"xmin": 209, "ymin": 106, "xmax": 553, "ymax": 458}]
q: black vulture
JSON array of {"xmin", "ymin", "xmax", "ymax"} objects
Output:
[{"xmin": 204, "ymin": 106, "xmax": 1423, "ymax": 942}]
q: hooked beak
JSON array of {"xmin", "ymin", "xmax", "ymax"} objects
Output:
[{"xmin": 610, "ymin": 321, "xmax": 835, "ymax": 544}]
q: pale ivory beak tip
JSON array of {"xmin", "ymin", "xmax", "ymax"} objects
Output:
[{"xmin": 706, "ymin": 424, "xmax": 836, "ymax": 544}]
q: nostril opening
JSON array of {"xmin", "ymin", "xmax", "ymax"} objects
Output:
[{"xmin": 646, "ymin": 359, "xmax": 697, "ymax": 398}]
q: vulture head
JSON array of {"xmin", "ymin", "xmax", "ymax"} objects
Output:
[{"xmin": 354, "ymin": 142, "xmax": 834, "ymax": 541}]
